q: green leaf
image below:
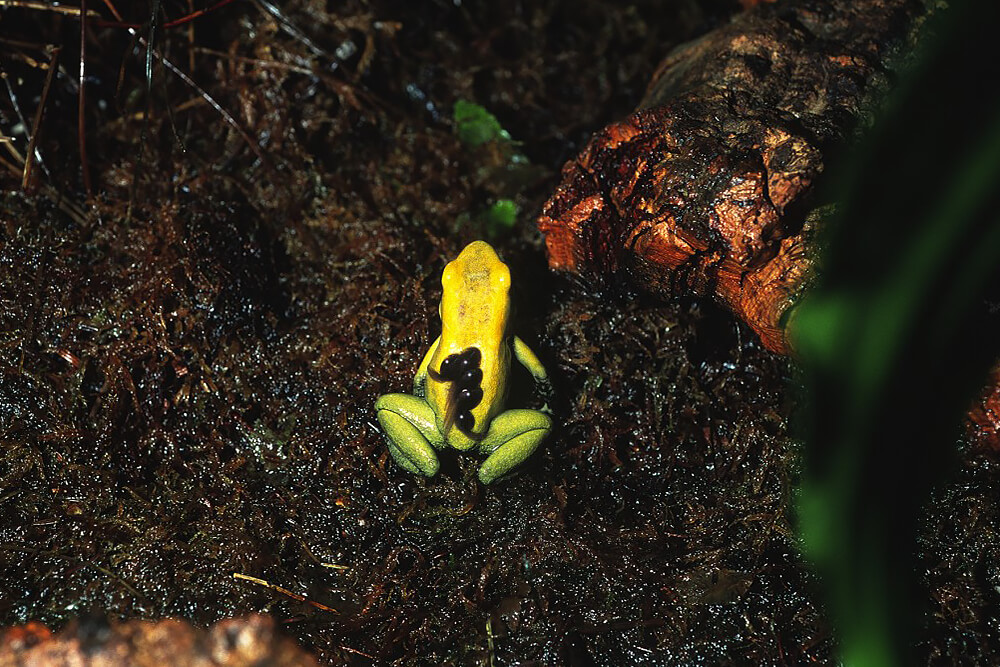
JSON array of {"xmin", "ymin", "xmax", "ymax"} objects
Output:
[
  {"xmin": 794, "ymin": 2, "xmax": 1000, "ymax": 665},
  {"xmin": 483, "ymin": 199, "xmax": 518, "ymax": 234},
  {"xmin": 453, "ymin": 100, "xmax": 511, "ymax": 148}
]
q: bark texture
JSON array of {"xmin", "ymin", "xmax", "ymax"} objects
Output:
[
  {"xmin": 0, "ymin": 615, "xmax": 318, "ymax": 667},
  {"xmin": 537, "ymin": 0, "xmax": 926, "ymax": 354}
]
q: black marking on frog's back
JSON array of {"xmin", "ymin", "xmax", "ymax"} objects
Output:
[{"xmin": 429, "ymin": 346, "xmax": 484, "ymax": 438}]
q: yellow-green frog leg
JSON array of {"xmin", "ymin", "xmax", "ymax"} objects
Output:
[
  {"xmin": 476, "ymin": 408, "xmax": 552, "ymax": 485},
  {"xmin": 512, "ymin": 336, "xmax": 547, "ymax": 381},
  {"xmin": 513, "ymin": 336, "xmax": 553, "ymax": 413},
  {"xmin": 375, "ymin": 393, "xmax": 444, "ymax": 477}
]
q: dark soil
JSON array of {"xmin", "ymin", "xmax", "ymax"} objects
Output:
[{"xmin": 0, "ymin": 1, "xmax": 993, "ymax": 665}]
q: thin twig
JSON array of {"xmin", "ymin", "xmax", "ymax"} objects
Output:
[
  {"xmin": 0, "ymin": 57, "xmax": 52, "ymax": 182},
  {"xmin": 232, "ymin": 573, "xmax": 339, "ymax": 613},
  {"xmin": 98, "ymin": 0, "xmax": 270, "ymax": 198},
  {"xmin": 92, "ymin": 0, "xmax": 241, "ymax": 30},
  {"xmin": 0, "ymin": 0, "xmax": 101, "ymax": 17},
  {"xmin": 253, "ymin": 0, "xmax": 328, "ymax": 57},
  {"xmin": 158, "ymin": 52, "xmax": 267, "ymax": 165},
  {"xmin": 23, "ymin": 46, "xmax": 59, "ymax": 190},
  {"xmin": 1, "ymin": 143, "xmax": 91, "ymax": 225},
  {"xmin": 0, "ymin": 57, "xmax": 84, "ymax": 223},
  {"xmin": 192, "ymin": 47, "xmax": 315, "ymax": 75},
  {"xmin": 79, "ymin": 0, "xmax": 92, "ymax": 195},
  {"xmin": 163, "ymin": 0, "xmax": 240, "ymax": 29},
  {"xmin": 124, "ymin": 0, "xmax": 160, "ymax": 221}
]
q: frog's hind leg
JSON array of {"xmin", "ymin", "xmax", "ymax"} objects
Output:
[
  {"xmin": 375, "ymin": 394, "xmax": 444, "ymax": 477},
  {"xmin": 476, "ymin": 409, "xmax": 552, "ymax": 485}
]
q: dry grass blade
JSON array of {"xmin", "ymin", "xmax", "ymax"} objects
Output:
[{"xmin": 21, "ymin": 45, "xmax": 58, "ymax": 190}]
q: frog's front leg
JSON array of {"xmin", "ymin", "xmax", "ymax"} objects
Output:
[
  {"xmin": 476, "ymin": 409, "xmax": 552, "ymax": 485},
  {"xmin": 513, "ymin": 336, "xmax": 554, "ymax": 412},
  {"xmin": 374, "ymin": 394, "xmax": 444, "ymax": 477}
]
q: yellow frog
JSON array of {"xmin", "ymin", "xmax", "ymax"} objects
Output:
[{"xmin": 375, "ymin": 241, "xmax": 552, "ymax": 484}]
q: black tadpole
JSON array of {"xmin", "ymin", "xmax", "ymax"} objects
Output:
[
  {"xmin": 430, "ymin": 346, "xmax": 486, "ymax": 437},
  {"xmin": 455, "ymin": 411, "xmax": 475, "ymax": 432},
  {"xmin": 457, "ymin": 386, "xmax": 483, "ymax": 409}
]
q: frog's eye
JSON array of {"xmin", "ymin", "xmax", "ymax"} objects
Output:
[
  {"xmin": 495, "ymin": 265, "xmax": 511, "ymax": 288},
  {"xmin": 442, "ymin": 261, "xmax": 459, "ymax": 289}
]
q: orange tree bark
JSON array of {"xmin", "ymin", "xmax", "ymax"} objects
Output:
[{"xmin": 537, "ymin": 0, "xmax": 927, "ymax": 354}]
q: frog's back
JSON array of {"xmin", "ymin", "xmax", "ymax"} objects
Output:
[{"xmin": 428, "ymin": 241, "xmax": 512, "ymax": 449}]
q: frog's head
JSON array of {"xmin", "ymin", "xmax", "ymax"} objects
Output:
[{"xmin": 439, "ymin": 240, "xmax": 511, "ymax": 343}]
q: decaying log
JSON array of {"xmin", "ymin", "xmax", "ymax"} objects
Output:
[
  {"xmin": 537, "ymin": 0, "xmax": 925, "ymax": 354},
  {"xmin": 967, "ymin": 362, "xmax": 1000, "ymax": 454},
  {"xmin": 0, "ymin": 615, "xmax": 319, "ymax": 667}
]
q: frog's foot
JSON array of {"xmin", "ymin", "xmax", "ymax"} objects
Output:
[
  {"xmin": 375, "ymin": 393, "xmax": 444, "ymax": 478},
  {"xmin": 476, "ymin": 409, "xmax": 552, "ymax": 485}
]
